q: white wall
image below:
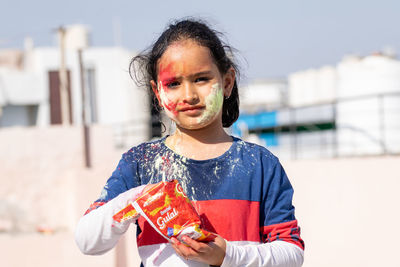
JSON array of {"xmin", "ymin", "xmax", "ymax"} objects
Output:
[
  {"xmin": 1, "ymin": 39, "xmax": 150, "ymax": 146},
  {"xmin": 31, "ymin": 47, "xmax": 149, "ymax": 126},
  {"xmin": 283, "ymin": 156, "xmax": 400, "ymax": 267}
]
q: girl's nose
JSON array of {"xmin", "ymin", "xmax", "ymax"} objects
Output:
[{"xmin": 182, "ymin": 83, "xmax": 199, "ymax": 103}]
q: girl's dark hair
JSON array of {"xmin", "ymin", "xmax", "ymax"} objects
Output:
[{"xmin": 130, "ymin": 18, "xmax": 240, "ymax": 128}]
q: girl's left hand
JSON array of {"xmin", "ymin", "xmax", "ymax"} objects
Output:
[{"xmin": 170, "ymin": 235, "xmax": 226, "ymax": 266}]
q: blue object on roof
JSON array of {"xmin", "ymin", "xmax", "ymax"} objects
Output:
[{"xmin": 232, "ymin": 111, "xmax": 277, "ymax": 137}]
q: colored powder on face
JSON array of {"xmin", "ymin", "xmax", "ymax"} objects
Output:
[
  {"xmin": 158, "ymin": 63, "xmax": 179, "ymax": 117},
  {"xmin": 158, "ymin": 81, "xmax": 178, "ymax": 117},
  {"xmin": 158, "ymin": 62, "xmax": 175, "ymax": 85},
  {"xmin": 197, "ymin": 83, "xmax": 224, "ymax": 124}
]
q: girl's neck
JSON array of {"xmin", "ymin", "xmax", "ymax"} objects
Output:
[{"xmin": 165, "ymin": 121, "xmax": 233, "ymax": 160}]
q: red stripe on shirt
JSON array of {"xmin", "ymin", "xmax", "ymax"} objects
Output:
[
  {"xmin": 137, "ymin": 199, "xmax": 260, "ymax": 247},
  {"xmin": 193, "ymin": 199, "xmax": 260, "ymax": 242},
  {"xmin": 260, "ymin": 220, "xmax": 305, "ymax": 250}
]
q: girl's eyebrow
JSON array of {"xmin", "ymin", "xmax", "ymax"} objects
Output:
[
  {"xmin": 190, "ymin": 70, "xmax": 213, "ymax": 78},
  {"xmin": 161, "ymin": 71, "xmax": 213, "ymax": 82}
]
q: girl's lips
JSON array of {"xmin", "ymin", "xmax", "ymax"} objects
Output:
[
  {"xmin": 178, "ymin": 105, "xmax": 205, "ymax": 115},
  {"xmin": 178, "ymin": 105, "xmax": 204, "ymax": 111}
]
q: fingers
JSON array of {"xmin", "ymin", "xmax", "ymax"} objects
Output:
[
  {"xmin": 170, "ymin": 236, "xmax": 205, "ymax": 261},
  {"xmin": 170, "ymin": 237, "xmax": 194, "ymax": 260},
  {"xmin": 181, "ymin": 236, "xmax": 208, "ymax": 253},
  {"xmin": 170, "ymin": 238, "xmax": 185, "ymax": 259},
  {"xmin": 170, "ymin": 235, "xmax": 227, "ymax": 265}
]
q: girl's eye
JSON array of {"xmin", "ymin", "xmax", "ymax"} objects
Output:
[
  {"xmin": 195, "ymin": 77, "xmax": 210, "ymax": 83},
  {"xmin": 166, "ymin": 81, "xmax": 180, "ymax": 88}
]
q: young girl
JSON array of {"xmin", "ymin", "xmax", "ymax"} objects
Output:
[{"xmin": 75, "ymin": 19, "xmax": 304, "ymax": 267}]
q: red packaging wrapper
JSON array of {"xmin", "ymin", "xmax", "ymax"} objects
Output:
[
  {"xmin": 133, "ymin": 180, "xmax": 216, "ymax": 242},
  {"xmin": 113, "ymin": 203, "xmax": 139, "ymax": 223}
]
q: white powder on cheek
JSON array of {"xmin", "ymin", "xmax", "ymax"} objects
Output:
[
  {"xmin": 198, "ymin": 83, "xmax": 224, "ymax": 124},
  {"xmin": 158, "ymin": 81, "xmax": 178, "ymax": 121}
]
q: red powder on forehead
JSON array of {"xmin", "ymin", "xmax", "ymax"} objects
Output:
[{"xmin": 158, "ymin": 63, "xmax": 176, "ymax": 84}]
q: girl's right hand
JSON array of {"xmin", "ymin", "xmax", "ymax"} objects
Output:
[{"xmin": 170, "ymin": 235, "xmax": 226, "ymax": 266}]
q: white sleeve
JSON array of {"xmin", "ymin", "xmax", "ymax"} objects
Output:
[
  {"xmin": 74, "ymin": 185, "xmax": 146, "ymax": 255},
  {"xmin": 221, "ymin": 240, "xmax": 304, "ymax": 267}
]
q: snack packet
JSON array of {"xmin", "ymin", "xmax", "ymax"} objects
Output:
[
  {"xmin": 113, "ymin": 203, "xmax": 139, "ymax": 223},
  {"xmin": 133, "ymin": 180, "xmax": 216, "ymax": 242}
]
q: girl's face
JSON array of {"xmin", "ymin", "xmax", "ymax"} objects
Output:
[{"xmin": 151, "ymin": 39, "xmax": 235, "ymax": 130}]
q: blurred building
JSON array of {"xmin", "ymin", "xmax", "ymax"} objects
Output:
[
  {"xmin": 240, "ymin": 79, "xmax": 288, "ymax": 112},
  {"xmin": 233, "ymin": 52, "xmax": 400, "ymax": 159},
  {"xmin": 0, "ymin": 25, "xmax": 151, "ymax": 147}
]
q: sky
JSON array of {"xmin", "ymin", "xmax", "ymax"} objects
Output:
[{"xmin": 1, "ymin": 0, "xmax": 400, "ymax": 82}]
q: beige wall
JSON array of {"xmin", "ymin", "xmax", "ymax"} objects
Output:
[
  {"xmin": 0, "ymin": 126, "xmax": 399, "ymax": 266},
  {"xmin": 0, "ymin": 126, "xmax": 142, "ymax": 267},
  {"xmin": 283, "ymin": 156, "xmax": 400, "ymax": 267}
]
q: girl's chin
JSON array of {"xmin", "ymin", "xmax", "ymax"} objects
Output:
[
  {"xmin": 166, "ymin": 113, "xmax": 221, "ymax": 131},
  {"xmin": 174, "ymin": 122, "xmax": 204, "ymax": 130},
  {"xmin": 173, "ymin": 119, "xmax": 216, "ymax": 131}
]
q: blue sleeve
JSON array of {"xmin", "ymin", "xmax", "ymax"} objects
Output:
[
  {"xmin": 260, "ymin": 157, "xmax": 304, "ymax": 249},
  {"xmin": 261, "ymin": 158, "xmax": 296, "ymax": 226}
]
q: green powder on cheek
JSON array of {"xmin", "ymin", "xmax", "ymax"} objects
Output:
[{"xmin": 198, "ymin": 83, "xmax": 224, "ymax": 124}]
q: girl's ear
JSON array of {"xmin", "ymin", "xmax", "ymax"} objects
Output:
[
  {"xmin": 223, "ymin": 67, "xmax": 236, "ymax": 98},
  {"xmin": 151, "ymin": 80, "xmax": 162, "ymax": 107}
]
